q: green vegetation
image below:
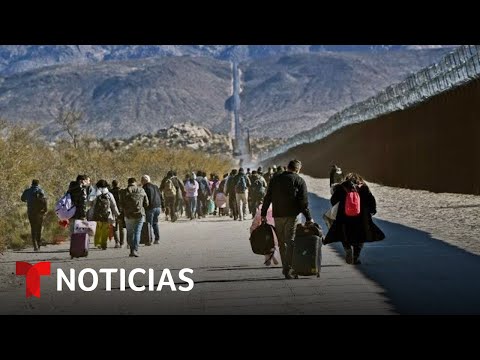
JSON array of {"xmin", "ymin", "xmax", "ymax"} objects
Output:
[{"xmin": 0, "ymin": 120, "xmax": 233, "ymax": 252}]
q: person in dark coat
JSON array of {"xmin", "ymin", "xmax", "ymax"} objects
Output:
[
  {"xmin": 261, "ymin": 159, "xmax": 314, "ymax": 279},
  {"xmin": 21, "ymin": 179, "xmax": 47, "ymax": 251},
  {"xmin": 323, "ymin": 173, "xmax": 385, "ymax": 265},
  {"xmin": 141, "ymin": 175, "xmax": 162, "ymax": 244},
  {"xmin": 67, "ymin": 175, "xmax": 89, "ymax": 234},
  {"xmin": 329, "ymin": 164, "xmax": 344, "ymax": 187}
]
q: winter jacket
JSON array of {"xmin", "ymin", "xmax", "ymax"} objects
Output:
[
  {"xmin": 143, "ymin": 182, "xmax": 162, "ymax": 210},
  {"xmin": 324, "ymin": 181, "xmax": 385, "ymax": 245},
  {"xmin": 21, "ymin": 185, "xmax": 46, "ymax": 215},
  {"xmin": 261, "ymin": 171, "xmax": 312, "ymax": 221},
  {"xmin": 68, "ymin": 181, "xmax": 88, "ymax": 220}
]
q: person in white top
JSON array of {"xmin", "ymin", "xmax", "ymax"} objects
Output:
[{"xmin": 184, "ymin": 174, "xmax": 199, "ymax": 220}]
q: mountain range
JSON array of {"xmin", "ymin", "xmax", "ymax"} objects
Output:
[
  {"xmin": 0, "ymin": 45, "xmax": 456, "ymax": 139},
  {"xmin": 0, "ymin": 45, "xmax": 455, "ymax": 76}
]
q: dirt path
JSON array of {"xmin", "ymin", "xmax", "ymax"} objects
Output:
[{"xmin": 1, "ymin": 177, "xmax": 479, "ymax": 314}]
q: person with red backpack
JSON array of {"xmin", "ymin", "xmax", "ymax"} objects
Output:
[{"xmin": 323, "ymin": 173, "xmax": 385, "ymax": 265}]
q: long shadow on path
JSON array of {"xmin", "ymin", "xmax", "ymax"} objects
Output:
[{"xmin": 309, "ymin": 193, "xmax": 480, "ymax": 315}]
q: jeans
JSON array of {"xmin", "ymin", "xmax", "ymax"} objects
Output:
[
  {"xmin": 125, "ymin": 216, "xmax": 144, "ymax": 252},
  {"xmin": 187, "ymin": 197, "xmax": 197, "ymax": 219},
  {"xmin": 145, "ymin": 207, "xmax": 161, "ymax": 241},
  {"xmin": 274, "ymin": 216, "xmax": 298, "ymax": 272}
]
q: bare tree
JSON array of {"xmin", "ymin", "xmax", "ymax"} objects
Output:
[{"xmin": 54, "ymin": 109, "xmax": 83, "ymax": 149}]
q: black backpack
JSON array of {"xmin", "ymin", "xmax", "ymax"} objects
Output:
[
  {"xmin": 31, "ymin": 190, "xmax": 47, "ymax": 214},
  {"xmin": 198, "ymin": 178, "xmax": 209, "ymax": 197},
  {"xmin": 93, "ymin": 193, "xmax": 110, "ymax": 222},
  {"xmin": 251, "ymin": 178, "xmax": 266, "ymax": 197},
  {"xmin": 249, "ymin": 223, "xmax": 276, "ymax": 255},
  {"xmin": 123, "ymin": 188, "xmax": 144, "ymax": 219},
  {"xmin": 235, "ymin": 175, "xmax": 248, "ymax": 193}
]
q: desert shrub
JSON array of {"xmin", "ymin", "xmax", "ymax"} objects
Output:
[{"xmin": 0, "ymin": 122, "xmax": 232, "ymax": 251}]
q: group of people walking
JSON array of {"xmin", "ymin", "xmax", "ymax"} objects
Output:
[{"xmin": 21, "ymin": 159, "xmax": 385, "ymax": 274}]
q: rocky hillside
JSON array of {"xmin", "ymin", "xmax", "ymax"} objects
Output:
[
  {"xmin": 239, "ymin": 49, "xmax": 451, "ymax": 137},
  {"xmin": 0, "ymin": 48, "xmax": 453, "ymax": 138},
  {"xmin": 0, "ymin": 56, "xmax": 233, "ymax": 138},
  {"xmin": 95, "ymin": 122, "xmax": 285, "ymax": 156}
]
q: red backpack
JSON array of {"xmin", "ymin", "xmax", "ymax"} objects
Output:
[{"xmin": 343, "ymin": 185, "xmax": 361, "ymax": 216}]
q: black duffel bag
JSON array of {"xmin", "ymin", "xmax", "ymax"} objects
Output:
[{"xmin": 249, "ymin": 222, "xmax": 277, "ymax": 255}]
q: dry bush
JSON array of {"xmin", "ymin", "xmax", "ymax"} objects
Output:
[{"xmin": 0, "ymin": 122, "xmax": 233, "ymax": 252}]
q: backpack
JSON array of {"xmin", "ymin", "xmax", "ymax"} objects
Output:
[
  {"xmin": 343, "ymin": 185, "xmax": 361, "ymax": 216},
  {"xmin": 123, "ymin": 188, "xmax": 144, "ymax": 219},
  {"xmin": 251, "ymin": 178, "xmax": 266, "ymax": 197},
  {"xmin": 235, "ymin": 175, "xmax": 248, "ymax": 193},
  {"xmin": 164, "ymin": 178, "xmax": 177, "ymax": 198},
  {"xmin": 250, "ymin": 223, "xmax": 277, "ymax": 255},
  {"xmin": 93, "ymin": 193, "xmax": 110, "ymax": 222},
  {"xmin": 55, "ymin": 192, "xmax": 76, "ymax": 220},
  {"xmin": 198, "ymin": 179, "xmax": 208, "ymax": 197},
  {"xmin": 31, "ymin": 190, "xmax": 47, "ymax": 214}
]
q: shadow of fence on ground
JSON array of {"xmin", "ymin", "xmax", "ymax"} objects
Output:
[{"xmin": 309, "ymin": 192, "xmax": 480, "ymax": 315}]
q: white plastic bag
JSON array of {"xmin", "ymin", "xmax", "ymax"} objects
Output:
[
  {"xmin": 73, "ymin": 219, "xmax": 97, "ymax": 237},
  {"xmin": 323, "ymin": 202, "xmax": 339, "ymax": 230}
]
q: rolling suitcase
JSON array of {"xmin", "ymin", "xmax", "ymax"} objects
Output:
[
  {"xmin": 70, "ymin": 232, "xmax": 89, "ymax": 259},
  {"xmin": 291, "ymin": 223, "xmax": 323, "ymax": 278},
  {"xmin": 140, "ymin": 222, "xmax": 154, "ymax": 246}
]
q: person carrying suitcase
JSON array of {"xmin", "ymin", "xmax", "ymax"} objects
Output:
[{"xmin": 261, "ymin": 159, "xmax": 314, "ymax": 279}]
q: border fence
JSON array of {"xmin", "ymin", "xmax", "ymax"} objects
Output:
[{"xmin": 259, "ymin": 45, "xmax": 480, "ymax": 162}]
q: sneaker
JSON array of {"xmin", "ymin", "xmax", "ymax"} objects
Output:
[
  {"xmin": 133, "ymin": 251, "xmax": 139, "ymax": 257},
  {"xmin": 345, "ymin": 249, "xmax": 353, "ymax": 264},
  {"xmin": 114, "ymin": 244, "xmax": 120, "ymax": 249},
  {"xmin": 129, "ymin": 252, "xmax": 135, "ymax": 257},
  {"xmin": 153, "ymin": 240, "xmax": 160, "ymax": 245}
]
